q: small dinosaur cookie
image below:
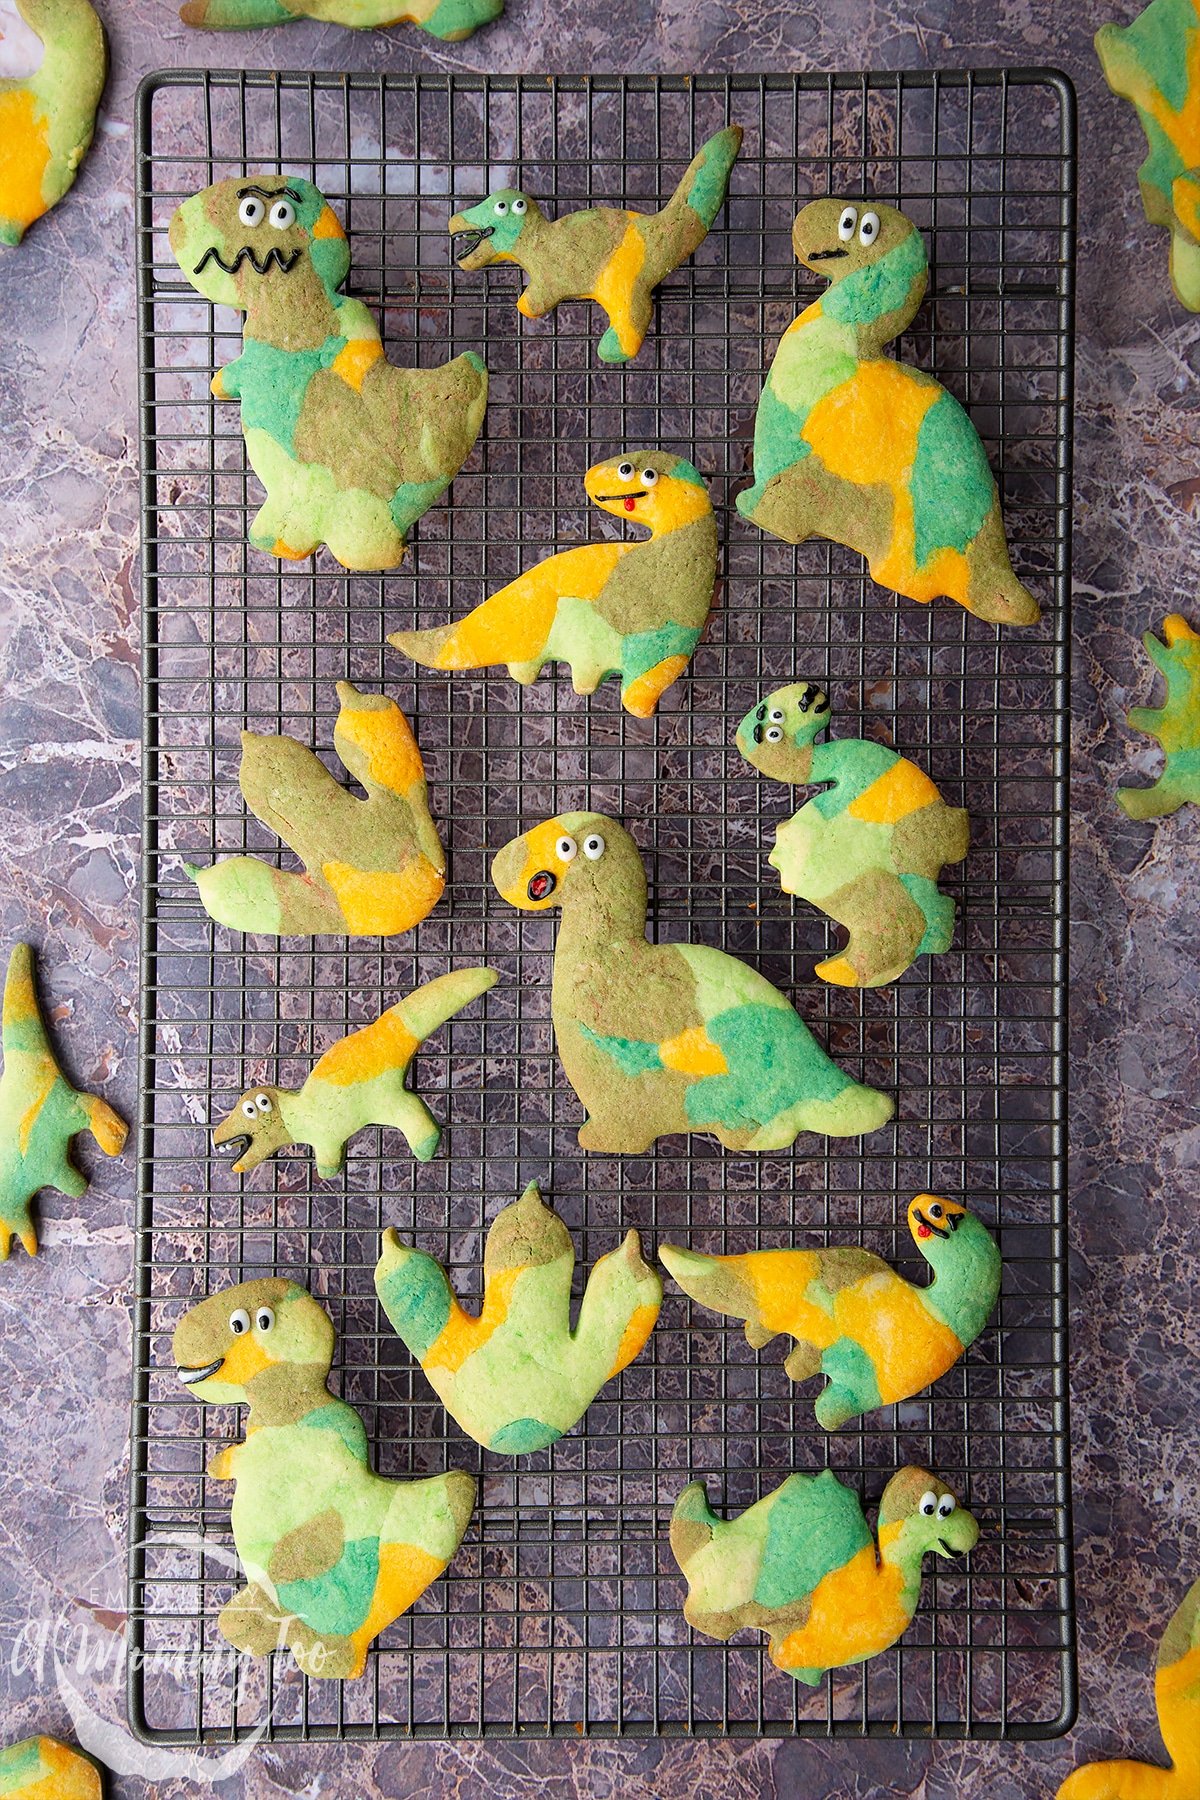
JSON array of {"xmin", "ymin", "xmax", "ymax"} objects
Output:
[
  {"xmin": 1117, "ymin": 614, "xmax": 1200, "ymax": 819},
  {"xmin": 390, "ymin": 451, "xmax": 718, "ymax": 719},
  {"xmin": 736, "ymin": 198, "xmax": 1040, "ymax": 625},
  {"xmin": 169, "ymin": 175, "xmax": 487, "ymax": 568},
  {"xmin": 0, "ymin": 943, "xmax": 126, "ymax": 1261},
  {"xmin": 661, "ymin": 1194, "xmax": 1001, "ymax": 1429},
  {"xmin": 0, "ymin": 0, "xmax": 106, "ymax": 247},
  {"xmin": 174, "ymin": 1277, "xmax": 476, "ymax": 1680},
  {"xmin": 179, "ymin": 0, "xmax": 502, "ymax": 41},
  {"xmin": 376, "ymin": 1181, "xmax": 662, "ymax": 1454},
  {"xmin": 188, "ymin": 681, "xmax": 445, "ymax": 937},
  {"xmin": 213, "ymin": 967, "xmax": 496, "ymax": 1176},
  {"xmin": 0, "ymin": 1737, "xmax": 102, "ymax": 1798},
  {"xmin": 449, "ymin": 126, "xmax": 743, "ymax": 364},
  {"xmin": 736, "ymin": 683, "xmax": 969, "ymax": 986},
  {"xmin": 491, "ymin": 812, "xmax": 894, "ymax": 1153},
  {"xmin": 671, "ymin": 1465, "xmax": 978, "ymax": 1686},
  {"xmin": 1097, "ymin": 0, "xmax": 1200, "ymax": 311}
]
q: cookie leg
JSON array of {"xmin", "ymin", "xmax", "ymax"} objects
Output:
[
  {"xmin": 384, "ymin": 1093, "xmax": 441, "ymax": 1163},
  {"xmin": 597, "ymin": 285, "xmax": 654, "ymax": 365},
  {"xmin": 218, "ymin": 1583, "xmax": 294, "ymax": 1655},
  {"xmin": 621, "ymin": 654, "xmax": 691, "ymax": 719},
  {"xmin": 815, "ymin": 878, "xmax": 926, "ymax": 988}
]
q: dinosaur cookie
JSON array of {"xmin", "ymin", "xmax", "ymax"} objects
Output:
[
  {"xmin": 187, "ymin": 681, "xmax": 445, "ymax": 937},
  {"xmin": 170, "ymin": 175, "xmax": 487, "ymax": 568},
  {"xmin": 213, "ymin": 967, "xmax": 496, "ymax": 1176},
  {"xmin": 491, "ymin": 812, "xmax": 894, "ymax": 1153},
  {"xmin": 390, "ymin": 451, "xmax": 718, "ymax": 719},
  {"xmin": 737, "ymin": 683, "xmax": 969, "ymax": 986},
  {"xmin": 0, "ymin": 0, "xmax": 106, "ymax": 247},
  {"xmin": 449, "ymin": 126, "xmax": 743, "ymax": 364},
  {"xmin": 1057, "ymin": 1576, "xmax": 1200, "ymax": 1798},
  {"xmin": 1117, "ymin": 615, "xmax": 1200, "ymax": 819},
  {"xmin": 736, "ymin": 198, "xmax": 1040, "ymax": 625},
  {"xmin": 1097, "ymin": 0, "xmax": 1200, "ymax": 311},
  {"xmin": 174, "ymin": 1278, "xmax": 475, "ymax": 1679},
  {"xmin": 179, "ymin": 0, "xmax": 502, "ymax": 42},
  {"xmin": 376, "ymin": 1181, "xmax": 662, "ymax": 1454},
  {"xmin": 0, "ymin": 943, "xmax": 126, "ymax": 1261},
  {"xmin": 672, "ymin": 1465, "xmax": 977, "ymax": 1686},
  {"xmin": 0, "ymin": 1737, "xmax": 102, "ymax": 1799},
  {"xmin": 661, "ymin": 1194, "xmax": 1000, "ymax": 1429}
]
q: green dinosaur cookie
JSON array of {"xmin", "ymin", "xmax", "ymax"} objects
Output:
[
  {"xmin": 376, "ymin": 1181, "xmax": 662, "ymax": 1454},
  {"xmin": 188, "ymin": 681, "xmax": 446, "ymax": 937},
  {"xmin": 449, "ymin": 126, "xmax": 743, "ymax": 364},
  {"xmin": 390, "ymin": 450, "xmax": 718, "ymax": 719},
  {"xmin": 0, "ymin": 1736, "xmax": 102, "ymax": 1798},
  {"xmin": 736, "ymin": 682, "xmax": 969, "ymax": 986},
  {"xmin": 0, "ymin": 943, "xmax": 127, "ymax": 1261},
  {"xmin": 1118, "ymin": 614, "xmax": 1200, "ymax": 819},
  {"xmin": 1097, "ymin": 0, "xmax": 1200, "ymax": 311},
  {"xmin": 736, "ymin": 198, "xmax": 1040, "ymax": 625},
  {"xmin": 213, "ymin": 967, "xmax": 496, "ymax": 1176},
  {"xmin": 179, "ymin": 0, "xmax": 502, "ymax": 41},
  {"xmin": 169, "ymin": 175, "xmax": 487, "ymax": 568},
  {"xmin": 662, "ymin": 1194, "xmax": 1000, "ymax": 1430},
  {"xmin": 490, "ymin": 812, "xmax": 894, "ymax": 1154},
  {"xmin": 174, "ymin": 1277, "xmax": 476, "ymax": 1680},
  {"xmin": 0, "ymin": 0, "xmax": 106, "ymax": 247},
  {"xmin": 671, "ymin": 1465, "xmax": 979, "ymax": 1686}
]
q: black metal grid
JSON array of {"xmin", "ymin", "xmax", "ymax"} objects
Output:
[{"xmin": 131, "ymin": 70, "xmax": 1075, "ymax": 1742}]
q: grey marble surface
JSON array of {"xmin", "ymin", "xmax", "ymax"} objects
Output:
[{"xmin": 0, "ymin": 1, "xmax": 1197, "ymax": 1796}]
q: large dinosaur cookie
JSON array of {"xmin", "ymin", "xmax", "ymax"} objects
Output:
[
  {"xmin": 174, "ymin": 1277, "xmax": 475, "ymax": 1679},
  {"xmin": 737, "ymin": 682, "xmax": 969, "ymax": 986},
  {"xmin": 449, "ymin": 126, "xmax": 743, "ymax": 364},
  {"xmin": 491, "ymin": 812, "xmax": 894, "ymax": 1153},
  {"xmin": 736, "ymin": 198, "xmax": 1040, "ymax": 625},
  {"xmin": 0, "ymin": 1737, "xmax": 102, "ymax": 1798},
  {"xmin": 376, "ymin": 1181, "xmax": 662, "ymax": 1454},
  {"xmin": 180, "ymin": 0, "xmax": 502, "ymax": 42},
  {"xmin": 1058, "ymin": 1576, "xmax": 1200, "ymax": 1799},
  {"xmin": 661, "ymin": 1194, "xmax": 1001, "ymax": 1429},
  {"xmin": 1117, "ymin": 614, "xmax": 1200, "ymax": 819},
  {"xmin": 671, "ymin": 1465, "xmax": 978, "ymax": 1686},
  {"xmin": 1097, "ymin": 0, "xmax": 1200, "ymax": 311},
  {"xmin": 0, "ymin": 943, "xmax": 126, "ymax": 1261},
  {"xmin": 170, "ymin": 175, "xmax": 487, "ymax": 568},
  {"xmin": 188, "ymin": 681, "xmax": 445, "ymax": 937},
  {"xmin": 0, "ymin": 0, "xmax": 106, "ymax": 247},
  {"xmin": 390, "ymin": 451, "xmax": 718, "ymax": 719}
]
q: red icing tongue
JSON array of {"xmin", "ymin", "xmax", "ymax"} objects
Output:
[
  {"xmin": 624, "ymin": 496, "xmax": 637, "ymax": 511},
  {"xmin": 916, "ymin": 1224, "xmax": 932, "ymax": 1238}
]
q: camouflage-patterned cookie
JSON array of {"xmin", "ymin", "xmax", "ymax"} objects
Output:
[
  {"xmin": 180, "ymin": 0, "xmax": 502, "ymax": 43},
  {"xmin": 0, "ymin": 0, "xmax": 106, "ymax": 247},
  {"xmin": 390, "ymin": 451, "xmax": 718, "ymax": 719},
  {"xmin": 174, "ymin": 1278, "xmax": 476, "ymax": 1680},
  {"xmin": 1118, "ymin": 614, "xmax": 1200, "ymax": 819},
  {"xmin": 169, "ymin": 175, "xmax": 487, "ymax": 568},
  {"xmin": 450, "ymin": 126, "xmax": 743, "ymax": 364},
  {"xmin": 0, "ymin": 1737, "xmax": 102, "ymax": 1798},
  {"xmin": 376, "ymin": 1181, "xmax": 662, "ymax": 1454}
]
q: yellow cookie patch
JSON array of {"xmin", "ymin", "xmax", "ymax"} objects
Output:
[
  {"xmin": 331, "ymin": 338, "xmax": 384, "ymax": 391},
  {"xmin": 348, "ymin": 1540, "xmax": 447, "ymax": 1675},
  {"xmin": 217, "ymin": 1331, "xmax": 273, "ymax": 1387},
  {"xmin": 313, "ymin": 1009, "xmax": 419, "ymax": 1086},
  {"xmin": 847, "ymin": 758, "xmax": 940, "ymax": 825},
  {"xmin": 739, "ymin": 1249, "xmax": 831, "ymax": 1341},
  {"xmin": 312, "ymin": 205, "xmax": 346, "ymax": 241},
  {"xmin": 607, "ymin": 1299, "xmax": 661, "ymax": 1378},
  {"xmin": 773, "ymin": 1543, "xmax": 909, "ymax": 1673},
  {"xmin": 17, "ymin": 1068, "xmax": 57, "ymax": 1157},
  {"xmin": 590, "ymin": 218, "xmax": 648, "ymax": 356},
  {"xmin": 321, "ymin": 858, "xmax": 444, "ymax": 934},
  {"xmin": 623, "ymin": 655, "xmax": 690, "ymax": 717},
  {"xmin": 0, "ymin": 89, "xmax": 52, "ymax": 236},
  {"xmin": 423, "ymin": 1264, "xmax": 521, "ymax": 1374},
  {"xmin": 803, "ymin": 358, "xmax": 937, "ymax": 486},
  {"xmin": 831, "ymin": 1278, "xmax": 962, "ymax": 1405},
  {"xmin": 659, "ymin": 1027, "xmax": 728, "ymax": 1077},
  {"xmin": 336, "ymin": 701, "xmax": 426, "ymax": 795}
]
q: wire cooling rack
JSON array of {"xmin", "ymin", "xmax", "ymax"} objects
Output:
[{"xmin": 131, "ymin": 70, "xmax": 1075, "ymax": 1742}]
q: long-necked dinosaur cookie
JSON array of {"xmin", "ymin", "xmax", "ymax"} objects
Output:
[
  {"xmin": 449, "ymin": 126, "xmax": 743, "ymax": 364},
  {"xmin": 376, "ymin": 1181, "xmax": 662, "ymax": 1454},
  {"xmin": 0, "ymin": 1737, "xmax": 102, "ymax": 1798},
  {"xmin": 170, "ymin": 175, "xmax": 487, "ymax": 568},
  {"xmin": 213, "ymin": 967, "xmax": 496, "ymax": 1176},
  {"xmin": 188, "ymin": 681, "xmax": 445, "ymax": 937},
  {"xmin": 174, "ymin": 1277, "xmax": 475, "ymax": 1679},
  {"xmin": 736, "ymin": 198, "xmax": 1040, "ymax": 625},
  {"xmin": 671, "ymin": 1465, "xmax": 978, "ymax": 1686},
  {"xmin": 180, "ymin": 0, "xmax": 502, "ymax": 42},
  {"xmin": 0, "ymin": 0, "xmax": 106, "ymax": 247},
  {"xmin": 491, "ymin": 812, "xmax": 894, "ymax": 1153},
  {"xmin": 736, "ymin": 682, "xmax": 969, "ymax": 986},
  {"xmin": 1117, "ymin": 614, "xmax": 1200, "ymax": 819},
  {"xmin": 390, "ymin": 451, "xmax": 718, "ymax": 719},
  {"xmin": 0, "ymin": 943, "xmax": 126, "ymax": 1261},
  {"xmin": 1097, "ymin": 0, "xmax": 1200, "ymax": 311},
  {"xmin": 661, "ymin": 1194, "xmax": 1000, "ymax": 1429}
]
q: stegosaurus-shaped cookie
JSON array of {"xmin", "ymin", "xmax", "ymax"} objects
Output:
[{"xmin": 1117, "ymin": 614, "xmax": 1200, "ymax": 820}]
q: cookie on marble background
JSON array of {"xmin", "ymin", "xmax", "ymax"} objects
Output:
[
  {"xmin": 0, "ymin": 0, "xmax": 106, "ymax": 247},
  {"xmin": 1117, "ymin": 614, "xmax": 1200, "ymax": 819},
  {"xmin": 179, "ymin": 0, "xmax": 502, "ymax": 43}
]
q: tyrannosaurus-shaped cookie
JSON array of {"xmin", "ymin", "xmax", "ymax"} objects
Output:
[
  {"xmin": 0, "ymin": 0, "xmax": 106, "ymax": 247},
  {"xmin": 174, "ymin": 1277, "xmax": 476, "ymax": 1679},
  {"xmin": 671, "ymin": 1465, "xmax": 979, "ymax": 1686},
  {"xmin": 170, "ymin": 175, "xmax": 487, "ymax": 568},
  {"xmin": 0, "ymin": 943, "xmax": 126, "ymax": 1261},
  {"xmin": 390, "ymin": 451, "xmax": 718, "ymax": 718},
  {"xmin": 736, "ymin": 198, "xmax": 1040, "ymax": 625},
  {"xmin": 375, "ymin": 1181, "xmax": 662, "ymax": 1453},
  {"xmin": 1117, "ymin": 614, "xmax": 1200, "ymax": 819},
  {"xmin": 736, "ymin": 682, "xmax": 969, "ymax": 986},
  {"xmin": 0, "ymin": 1736, "xmax": 102, "ymax": 1799},
  {"xmin": 491, "ymin": 812, "xmax": 894, "ymax": 1153},
  {"xmin": 449, "ymin": 126, "xmax": 743, "ymax": 364},
  {"xmin": 179, "ymin": 0, "xmax": 502, "ymax": 43},
  {"xmin": 187, "ymin": 681, "xmax": 446, "ymax": 937}
]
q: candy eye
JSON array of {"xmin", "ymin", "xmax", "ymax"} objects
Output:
[
  {"xmin": 617, "ymin": 461, "xmax": 634, "ymax": 480},
  {"xmin": 556, "ymin": 835, "xmax": 578, "ymax": 862},
  {"xmin": 640, "ymin": 467, "xmax": 658, "ymax": 486},
  {"xmin": 937, "ymin": 1494, "xmax": 957, "ymax": 1518},
  {"xmin": 238, "ymin": 196, "xmax": 265, "ymax": 228},
  {"xmin": 838, "ymin": 205, "xmax": 857, "ymax": 240},
  {"xmin": 919, "ymin": 1490, "xmax": 938, "ymax": 1516},
  {"xmin": 929, "ymin": 1202, "xmax": 943, "ymax": 1219},
  {"xmin": 765, "ymin": 726, "xmax": 783, "ymax": 743},
  {"xmin": 255, "ymin": 1306, "xmax": 275, "ymax": 1332},
  {"xmin": 768, "ymin": 708, "xmax": 784, "ymax": 722},
  {"xmin": 255, "ymin": 1093, "xmax": 272, "ymax": 1114},
  {"xmin": 512, "ymin": 197, "xmax": 527, "ymax": 215},
  {"xmin": 858, "ymin": 210, "xmax": 880, "ymax": 246},
  {"xmin": 229, "ymin": 1308, "xmax": 250, "ymax": 1335},
  {"xmin": 493, "ymin": 199, "xmax": 509, "ymax": 216},
  {"xmin": 582, "ymin": 834, "xmax": 605, "ymax": 860},
  {"xmin": 241, "ymin": 1100, "xmax": 257, "ymax": 1120},
  {"xmin": 268, "ymin": 198, "xmax": 295, "ymax": 230}
]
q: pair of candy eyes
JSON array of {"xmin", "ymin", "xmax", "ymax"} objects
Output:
[
  {"xmin": 238, "ymin": 196, "xmax": 296, "ymax": 230},
  {"xmin": 555, "ymin": 832, "xmax": 605, "ymax": 863},
  {"xmin": 229, "ymin": 1306, "xmax": 274, "ymax": 1334},
  {"xmin": 919, "ymin": 1493, "xmax": 957, "ymax": 1518},
  {"xmin": 762, "ymin": 706, "xmax": 786, "ymax": 744},
  {"xmin": 241, "ymin": 1093, "xmax": 273, "ymax": 1120},
  {"xmin": 493, "ymin": 197, "xmax": 528, "ymax": 217},
  {"xmin": 615, "ymin": 462, "xmax": 658, "ymax": 487},
  {"xmin": 838, "ymin": 205, "xmax": 880, "ymax": 247}
]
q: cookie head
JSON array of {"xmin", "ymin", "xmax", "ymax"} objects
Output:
[
  {"xmin": 491, "ymin": 812, "xmax": 630, "ymax": 912},
  {"xmin": 170, "ymin": 175, "xmax": 348, "ymax": 309},
  {"xmin": 212, "ymin": 1085, "xmax": 289, "ymax": 1173},
  {"xmin": 907, "ymin": 1193, "xmax": 969, "ymax": 1252},
  {"xmin": 173, "ymin": 1278, "xmax": 333, "ymax": 1404},
  {"xmin": 450, "ymin": 189, "xmax": 540, "ymax": 270},
  {"xmin": 736, "ymin": 682, "xmax": 831, "ymax": 779},
  {"xmin": 792, "ymin": 198, "xmax": 916, "ymax": 280},
  {"xmin": 878, "ymin": 1467, "xmax": 979, "ymax": 1559},
  {"xmin": 584, "ymin": 451, "xmax": 710, "ymax": 531}
]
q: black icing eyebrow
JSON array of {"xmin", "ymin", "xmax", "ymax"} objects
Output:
[{"xmin": 237, "ymin": 183, "xmax": 302, "ymax": 203}]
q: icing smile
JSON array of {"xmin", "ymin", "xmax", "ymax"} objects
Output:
[
  {"xmin": 452, "ymin": 226, "xmax": 495, "ymax": 260},
  {"xmin": 913, "ymin": 1204, "xmax": 958, "ymax": 1240},
  {"xmin": 597, "ymin": 489, "xmax": 647, "ymax": 508},
  {"xmin": 807, "ymin": 246, "xmax": 848, "ymax": 260},
  {"xmin": 178, "ymin": 1357, "xmax": 225, "ymax": 1385},
  {"xmin": 193, "ymin": 243, "xmax": 302, "ymax": 278}
]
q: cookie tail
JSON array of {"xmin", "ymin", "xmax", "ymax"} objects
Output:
[
  {"xmin": 180, "ymin": 0, "xmax": 292, "ymax": 24},
  {"xmin": 395, "ymin": 966, "xmax": 497, "ymax": 1047},
  {"xmin": 670, "ymin": 1481, "xmax": 720, "ymax": 1572},
  {"xmin": 660, "ymin": 126, "xmax": 743, "ymax": 240}
]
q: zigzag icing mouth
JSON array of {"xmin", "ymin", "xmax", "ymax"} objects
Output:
[
  {"xmin": 193, "ymin": 244, "xmax": 302, "ymax": 278},
  {"xmin": 178, "ymin": 1357, "xmax": 225, "ymax": 1385}
]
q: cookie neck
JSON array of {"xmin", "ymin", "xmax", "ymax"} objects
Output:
[
  {"xmin": 920, "ymin": 1217, "xmax": 1002, "ymax": 1348},
  {"xmin": 876, "ymin": 1521, "xmax": 925, "ymax": 1618},
  {"xmin": 817, "ymin": 230, "xmax": 928, "ymax": 358},
  {"xmin": 555, "ymin": 868, "xmax": 648, "ymax": 960},
  {"xmin": 243, "ymin": 1362, "xmax": 334, "ymax": 1429},
  {"xmin": 241, "ymin": 261, "xmax": 342, "ymax": 349}
]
